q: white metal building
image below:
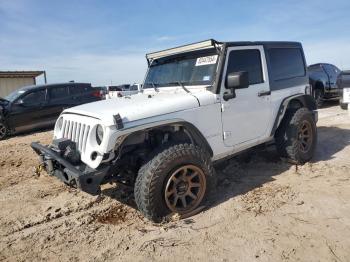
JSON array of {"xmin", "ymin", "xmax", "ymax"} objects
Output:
[{"xmin": 0, "ymin": 71, "xmax": 46, "ymax": 98}]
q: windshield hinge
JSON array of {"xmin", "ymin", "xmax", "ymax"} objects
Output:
[{"xmin": 223, "ymin": 131, "xmax": 231, "ymax": 140}]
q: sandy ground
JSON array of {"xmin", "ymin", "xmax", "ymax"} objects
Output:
[{"xmin": 0, "ymin": 102, "xmax": 349, "ymax": 262}]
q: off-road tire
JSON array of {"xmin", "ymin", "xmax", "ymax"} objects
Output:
[
  {"xmin": 339, "ymin": 98, "xmax": 348, "ymax": 110},
  {"xmin": 275, "ymin": 108, "xmax": 317, "ymax": 164},
  {"xmin": 0, "ymin": 121, "xmax": 8, "ymax": 140},
  {"xmin": 313, "ymin": 88, "xmax": 324, "ymax": 108},
  {"xmin": 134, "ymin": 143, "xmax": 216, "ymax": 222}
]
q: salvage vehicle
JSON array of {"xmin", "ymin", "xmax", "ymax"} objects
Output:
[
  {"xmin": 337, "ymin": 70, "xmax": 350, "ymax": 110},
  {"xmin": 0, "ymin": 82, "xmax": 103, "ymax": 140},
  {"xmin": 106, "ymin": 84, "xmax": 142, "ymax": 99},
  {"xmin": 31, "ymin": 40, "xmax": 318, "ymax": 222},
  {"xmin": 308, "ymin": 63, "xmax": 341, "ymax": 107}
]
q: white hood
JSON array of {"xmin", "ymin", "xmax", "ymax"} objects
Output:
[{"xmin": 63, "ymin": 90, "xmax": 201, "ymax": 126}]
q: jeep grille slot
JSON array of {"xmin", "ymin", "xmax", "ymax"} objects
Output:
[
  {"xmin": 62, "ymin": 120, "xmax": 90, "ymax": 152},
  {"xmin": 82, "ymin": 125, "xmax": 90, "ymax": 152}
]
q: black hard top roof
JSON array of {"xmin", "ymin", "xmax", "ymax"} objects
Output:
[{"xmin": 223, "ymin": 40, "xmax": 302, "ymax": 49}]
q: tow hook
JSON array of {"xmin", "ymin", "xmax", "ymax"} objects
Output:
[
  {"xmin": 36, "ymin": 154, "xmax": 54, "ymax": 176},
  {"xmin": 34, "ymin": 163, "xmax": 44, "ymax": 176}
]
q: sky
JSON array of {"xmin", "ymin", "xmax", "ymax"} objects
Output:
[{"xmin": 0, "ymin": 0, "xmax": 350, "ymax": 86}]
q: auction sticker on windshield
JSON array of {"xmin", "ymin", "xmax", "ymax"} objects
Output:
[{"xmin": 195, "ymin": 55, "xmax": 218, "ymax": 66}]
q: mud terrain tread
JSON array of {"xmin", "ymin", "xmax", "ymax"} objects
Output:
[
  {"xmin": 340, "ymin": 103, "xmax": 348, "ymax": 110},
  {"xmin": 134, "ymin": 143, "xmax": 215, "ymax": 222},
  {"xmin": 275, "ymin": 108, "xmax": 317, "ymax": 164},
  {"xmin": 0, "ymin": 120, "xmax": 8, "ymax": 140}
]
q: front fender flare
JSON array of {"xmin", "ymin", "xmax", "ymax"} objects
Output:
[{"xmin": 114, "ymin": 118, "xmax": 213, "ymax": 157}]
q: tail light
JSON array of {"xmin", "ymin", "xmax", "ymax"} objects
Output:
[{"xmin": 92, "ymin": 91, "xmax": 103, "ymax": 98}]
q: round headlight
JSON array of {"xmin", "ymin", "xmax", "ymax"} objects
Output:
[
  {"xmin": 57, "ymin": 117, "xmax": 63, "ymax": 130},
  {"xmin": 96, "ymin": 124, "xmax": 104, "ymax": 145}
]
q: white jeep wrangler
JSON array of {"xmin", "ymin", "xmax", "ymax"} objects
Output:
[{"xmin": 32, "ymin": 39, "xmax": 318, "ymax": 222}]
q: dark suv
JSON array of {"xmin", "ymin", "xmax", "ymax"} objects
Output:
[{"xmin": 0, "ymin": 82, "xmax": 102, "ymax": 140}]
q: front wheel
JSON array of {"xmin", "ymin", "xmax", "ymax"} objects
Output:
[
  {"xmin": 275, "ymin": 108, "xmax": 317, "ymax": 164},
  {"xmin": 134, "ymin": 143, "xmax": 215, "ymax": 222},
  {"xmin": 0, "ymin": 121, "xmax": 8, "ymax": 140},
  {"xmin": 313, "ymin": 88, "xmax": 324, "ymax": 108}
]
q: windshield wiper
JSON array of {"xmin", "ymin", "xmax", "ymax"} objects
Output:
[
  {"xmin": 167, "ymin": 82, "xmax": 190, "ymax": 93},
  {"xmin": 149, "ymin": 82, "xmax": 159, "ymax": 92},
  {"xmin": 177, "ymin": 81, "xmax": 190, "ymax": 93}
]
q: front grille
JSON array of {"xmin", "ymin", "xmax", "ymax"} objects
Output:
[{"xmin": 62, "ymin": 120, "xmax": 90, "ymax": 152}]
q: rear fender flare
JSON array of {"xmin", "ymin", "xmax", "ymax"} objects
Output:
[{"xmin": 270, "ymin": 94, "xmax": 317, "ymax": 136}]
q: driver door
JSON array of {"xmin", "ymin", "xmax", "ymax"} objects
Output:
[
  {"xmin": 9, "ymin": 89, "xmax": 47, "ymax": 131},
  {"xmin": 221, "ymin": 46, "xmax": 272, "ymax": 147}
]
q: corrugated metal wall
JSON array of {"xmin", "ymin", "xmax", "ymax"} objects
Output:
[{"xmin": 0, "ymin": 78, "xmax": 34, "ymax": 98}]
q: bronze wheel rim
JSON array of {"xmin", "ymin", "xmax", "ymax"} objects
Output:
[
  {"xmin": 164, "ymin": 165, "xmax": 206, "ymax": 214},
  {"xmin": 298, "ymin": 120, "xmax": 313, "ymax": 153}
]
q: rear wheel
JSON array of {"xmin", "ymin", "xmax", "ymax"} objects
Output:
[
  {"xmin": 134, "ymin": 143, "xmax": 215, "ymax": 222},
  {"xmin": 339, "ymin": 98, "xmax": 348, "ymax": 110},
  {"xmin": 275, "ymin": 108, "xmax": 317, "ymax": 164},
  {"xmin": 0, "ymin": 121, "xmax": 8, "ymax": 140}
]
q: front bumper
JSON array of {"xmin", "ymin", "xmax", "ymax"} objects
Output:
[
  {"xmin": 31, "ymin": 142, "xmax": 109, "ymax": 195},
  {"xmin": 324, "ymin": 88, "xmax": 341, "ymax": 99}
]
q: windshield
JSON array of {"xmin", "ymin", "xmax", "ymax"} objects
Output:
[
  {"xmin": 4, "ymin": 89, "xmax": 26, "ymax": 102},
  {"xmin": 109, "ymin": 86, "xmax": 122, "ymax": 91},
  {"xmin": 144, "ymin": 51, "xmax": 219, "ymax": 88}
]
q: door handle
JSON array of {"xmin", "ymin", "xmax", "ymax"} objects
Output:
[{"xmin": 258, "ymin": 90, "xmax": 271, "ymax": 97}]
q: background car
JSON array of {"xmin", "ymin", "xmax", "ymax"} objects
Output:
[
  {"xmin": 337, "ymin": 70, "xmax": 350, "ymax": 110},
  {"xmin": 308, "ymin": 63, "xmax": 341, "ymax": 107},
  {"xmin": 0, "ymin": 82, "xmax": 103, "ymax": 140}
]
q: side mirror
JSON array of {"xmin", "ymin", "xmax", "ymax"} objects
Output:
[
  {"xmin": 226, "ymin": 71, "xmax": 249, "ymax": 90},
  {"xmin": 15, "ymin": 99, "xmax": 25, "ymax": 106}
]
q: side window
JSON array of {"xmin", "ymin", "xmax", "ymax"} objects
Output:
[
  {"xmin": 269, "ymin": 48, "xmax": 305, "ymax": 81},
  {"xmin": 308, "ymin": 65, "xmax": 323, "ymax": 73},
  {"xmin": 323, "ymin": 65, "xmax": 338, "ymax": 77},
  {"xmin": 70, "ymin": 85, "xmax": 89, "ymax": 95},
  {"xmin": 333, "ymin": 66, "xmax": 341, "ymax": 75},
  {"xmin": 49, "ymin": 86, "xmax": 69, "ymax": 100},
  {"xmin": 109, "ymin": 86, "xmax": 122, "ymax": 91},
  {"xmin": 122, "ymin": 85, "xmax": 130, "ymax": 91},
  {"xmin": 322, "ymin": 65, "xmax": 331, "ymax": 75},
  {"xmin": 227, "ymin": 49, "xmax": 263, "ymax": 85},
  {"xmin": 22, "ymin": 90, "xmax": 46, "ymax": 104}
]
